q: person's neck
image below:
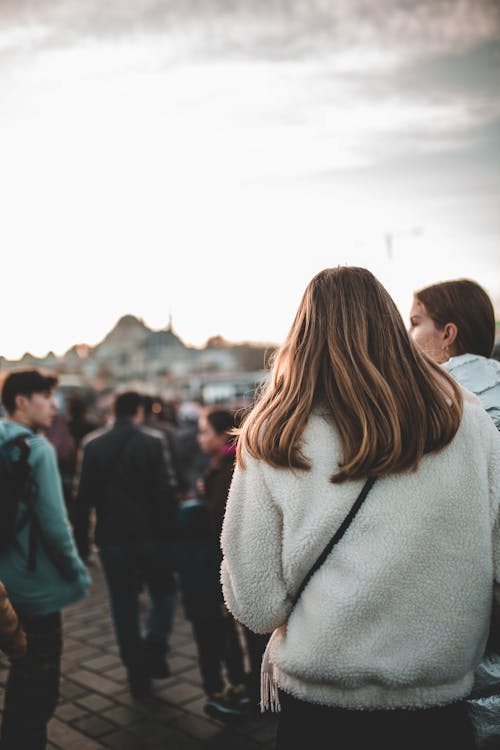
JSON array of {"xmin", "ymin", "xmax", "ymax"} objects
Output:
[{"xmin": 7, "ymin": 414, "xmax": 35, "ymax": 431}]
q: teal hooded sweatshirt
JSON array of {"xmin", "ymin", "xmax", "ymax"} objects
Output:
[{"xmin": 0, "ymin": 420, "xmax": 91, "ymax": 617}]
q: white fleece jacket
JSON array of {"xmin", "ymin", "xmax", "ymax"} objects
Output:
[{"xmin": 220, "ymin": 401, "xmax": 500, "ymax": 710}]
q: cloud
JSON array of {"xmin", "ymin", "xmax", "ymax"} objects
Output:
[{"xmin": 0, "ymin": 0, "xmax": 499, "ymax": 66}]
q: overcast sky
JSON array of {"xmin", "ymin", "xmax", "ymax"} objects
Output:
[{"xmin": 1, "ymin": 0, "xmax": 499, "ymax": 359}]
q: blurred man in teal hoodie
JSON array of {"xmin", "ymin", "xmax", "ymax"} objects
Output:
[{"xmin": 0, "ymin": 369, "xmax": 91, "ymax": 750}]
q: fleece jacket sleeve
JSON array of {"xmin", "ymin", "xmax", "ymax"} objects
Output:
[
  {"xmin": 483, "ymin": 411, "xmax": 500, "ymax": 649},
  {"xmin": 221, "ymin": 454, "xmax": 292, "ymax": 634}
]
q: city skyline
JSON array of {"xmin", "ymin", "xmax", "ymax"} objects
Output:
[{"xmin": 0, "ymin": 313, "xmax": 278, "ymax": 363}]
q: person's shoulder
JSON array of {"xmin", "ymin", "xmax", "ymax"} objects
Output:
[
  {"xmin": 84, "ymin": 427, "xmax": 110, "ymax": 447},
  {"xmin": 28, "ymin": 431, "xmax": 55, "ymax": 455},
  {"xmin": 446, "ymin": 353, "xmax": 500, "ymax": 393},
  {"xmin": 24, "ymin": 433, "xmax": 59, "ymax": 472},
  {"xmin": 140, "ymin": 424, "xmax": 166, "ymax": 443},
  {"xmin": 461, "ymin": 399, "xmax": 500, "ymax": 441}
]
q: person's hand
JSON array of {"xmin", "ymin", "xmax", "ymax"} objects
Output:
[
  {"xmin": 8, "ymin": 626, "xmax": 27, "ymax": 661},
  {"xmin": 196, "ymin": 478, "xmax": 205, "ymax": 495}
]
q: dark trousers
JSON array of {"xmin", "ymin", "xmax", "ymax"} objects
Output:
[
  {"xmin": 99, "ymin": 540, "xmax": 176, "ymax": 672},
  {"xmin": 191, "ymin": 609, "xmax": 248, "ymax": 695},
  {"xmin": 276, "ymin": 689, "xmax": 475, "ymax": 750},
  {"xmin": 1, "ymin": 611, "xmax": 62, "ymax": 750},
  {"xmin": 241, "ymin": 627, "xmax": 269, "ymax": 703}
]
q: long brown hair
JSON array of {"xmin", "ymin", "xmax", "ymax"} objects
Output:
[{"xmin": 237, "ymin": 266, "xmax": 463, "ymax": 483}]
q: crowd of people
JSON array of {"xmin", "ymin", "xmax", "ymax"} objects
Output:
[{"xmin": 0, "ymin": 269, "xmax": 499, "ymax": 750}]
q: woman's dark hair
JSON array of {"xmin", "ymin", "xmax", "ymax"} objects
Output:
[
  {"xmin": 415, "ymin": 278, "xmax": 496, "ymax": 357},
  {"xmin": 204, "ymin": 408, "xmax": 235, "ymax": 436}
]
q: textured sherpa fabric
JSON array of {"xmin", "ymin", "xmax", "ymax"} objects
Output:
[{"xmin": 220, "ymin": 401, "xmax": 500, "ymax": 710}]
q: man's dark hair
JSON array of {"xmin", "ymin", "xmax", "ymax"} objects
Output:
[
  {"xmin": 1, "ymin": 369, "xmax": 58, "ymax": 415},
  {"xmin": 114, "ymin": 391, "xmax": 143, "ymax": 418}
]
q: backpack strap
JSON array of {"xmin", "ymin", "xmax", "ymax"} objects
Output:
[{"xmin": 0, "ymin": 431, "xmax": 36, "ymax": 568}]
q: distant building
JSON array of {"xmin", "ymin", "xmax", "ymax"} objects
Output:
[{"xmin": 0, "ymin": 315, "xmax": 275, "ymax": 406}]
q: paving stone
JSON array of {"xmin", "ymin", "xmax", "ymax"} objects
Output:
[
  {"xmin": 169, "ymin": 632, "xmax": 194, "ymax": 649},
  {"xmin": 55, "ymin": 702, "xmax": 90, "ymax": 722},
  {"xmin": 102, "ymin": 665, "xmax": 127, "ymax": 682},
  {"xmin": 72, "ymin": 715, "xmax": 117, "ymax": 738},
  {"xmin": 70, "ymin": 626, "xmax": 104, "ymax": 640},
  {"xmin": 177, "ymin": 666, "xmax": 204, "ymax": 686},
  {"xmin": 169, "ymin": 654, "xmax": 196, "ymax": 674},
  {"xmin": 176, "ymin": 640, "xmax": 199, "ymax": 659},
  {"xmin": 50, "ymin": 559, "xmax": 269, "ymax": 750},
  {"xmin": 156, "ymin": 681, "xmax": 204, "ymax": 705},
  {"xmin": 127, "ymin": 718, "xmax": 180, "ymax": 744},
  {"xmin": 204, "ymin": 733, "xmax": 265, "ymax": 750},
  {"xmin": 172, "ymin": 713, "xmax": 234, "ymax": 743},
  {"xmin": 182, "ymin": 693, "xmax": 215, "ymax": 723},
  {"xmin": 90, "ymin": 634, "xmax": 117, "ymax": 647},
  {"xmin": 84, "ymin": 654, "xmax": 122, "ymax": 672},
  {"xmin": 148, "ymin": 733, "xmax": 204, "ymax": 750},
  {"xmin": 48, "ymin": 717, "xmax": 107, "ymax": 750},
  {"xmin": 59, "ymin": 680, "xmax": 90, "ymax": 700},
  {"xmin": 70, "ymin": 669, "xmax": 123, "ymax": 695},
  {"xmin": 76, "ymin": 694, "xmax": 116, "ymax": 713},
  {"xmin": 111, "ymin": 690, "xmax": 150, "ymax": 709},
  {"xmin": 63, "ymin": 646, "xmax": 102, "ymax": 665},
  {"xmin": 99, "ymin": 728, "xmax": 145, "ymax": 750},
  {"xmin": 101, "ymin": 705, "xmax": 144, "ymax": 726},
  {"xmin": 139, "ymin": 699, "xmax": 184, "ymax": 723}
]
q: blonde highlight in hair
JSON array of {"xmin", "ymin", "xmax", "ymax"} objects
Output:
[{"xmin": 236, "ymin": 266, "xmax": 463, "ymax": 482}]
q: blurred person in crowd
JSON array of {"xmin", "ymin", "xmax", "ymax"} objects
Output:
[
  {"xmin": 71, "ymin": 403, "xmax": 115, "ymax": 564},
  {"xmin": 44, "ymin": 411, "xmax": 77, "ymax": 514},
  {"xmin": 220, "ymin": 267, "xmax": 500, "ymax": 750},
  {"xmin": 409, "ymin": 278, "xmax": 500, "ymax": 430},
  {"xmin": 66, "ymin": 394, "xmax": 99, "ymax": 447},
  {"xmin": 142, "ymin": 395, "xmax": 180, "ymax": 501},
  {"xmin": 177, "ymin": 407, "xmax": 266, "ymax": 721},
  {"xmin": 0, "ymin": 369, "xmax": 91, "ymax": 750},
  {"xmin": 172, "ymin": 399, "xmax": 209, "ymax": 499},
  {"xmin": 74, "ymin": 391, "xmax": 177, "ymax": 698}
]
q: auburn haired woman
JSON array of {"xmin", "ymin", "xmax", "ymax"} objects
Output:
[
  {"xmin": 220, "ymin": 266, "xmax": 500, "ymax": 750},
  {"xmin": 409, "ymin": 277, "xmax": 500, "ymax": 430}
]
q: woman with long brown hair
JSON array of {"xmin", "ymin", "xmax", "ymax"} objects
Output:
[{"xmin": 220, "ymin": 266, "xmax": 500, "ymax": 749}]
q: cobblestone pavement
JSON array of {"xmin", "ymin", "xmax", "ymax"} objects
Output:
[{"xmin": 0, "ymin": 561, "xmax": 278, "ymax": 750}]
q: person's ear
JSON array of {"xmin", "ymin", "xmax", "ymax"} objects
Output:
[
  {"xmin": 14, "ymin": 394, "xmax": 28, "ymax": 412},
  {"xmin": 442, "ymin": 322, "xmax": 458, "ymax": 355}
]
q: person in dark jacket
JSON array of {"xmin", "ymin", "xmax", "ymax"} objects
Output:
[
  {"xmin": 177, "ymin": 407, "xmax": 267, "ymax": 721},
  {"xmin": 74, "ymin": 391, "xmax": 177, "ymax": 698}
]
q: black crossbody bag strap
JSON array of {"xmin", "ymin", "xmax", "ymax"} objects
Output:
[{"xmin": 291, "ymin": 476, "xmax": 376, "ymax": 607}]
